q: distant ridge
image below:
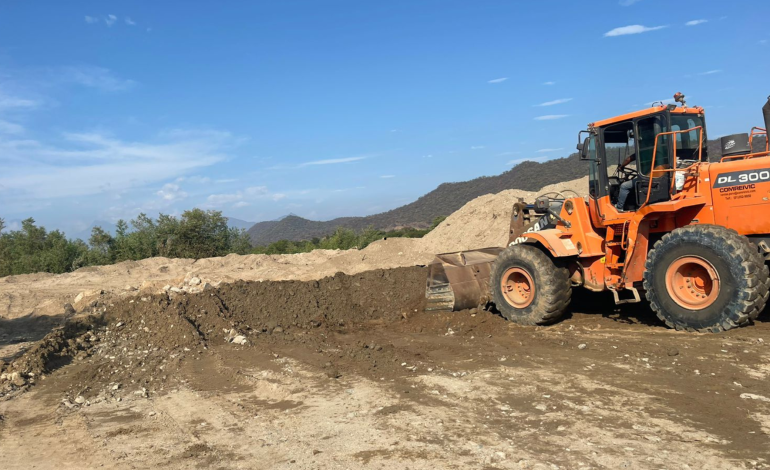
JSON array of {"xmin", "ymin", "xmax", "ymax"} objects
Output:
[{"xmin": 248, "ymin": 153, "xmax": 588, "ymax": 245}]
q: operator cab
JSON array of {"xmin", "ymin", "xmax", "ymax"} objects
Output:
[{"xmin": 579, "ymin": 97, "xmax": 707, "ymax": 213}]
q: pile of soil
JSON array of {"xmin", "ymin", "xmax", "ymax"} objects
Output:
[
  {"xmin": 0, "ymin": 267, "xmax": 427, "ymax": 399},
  {"xmin": 421, "ymin": 176, "xmax": 589, "ymax": 253}
]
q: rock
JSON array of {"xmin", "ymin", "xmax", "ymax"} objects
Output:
[
  {"xmin": 74, "ymin": 292, "xmax": 85, "ymax": 304},
  {"xmin": 63, "ymin": 303, "xmax": 76, "ymax": 315},
  {"xmin": 163, "ymin": 285, "xmax": 172, "ymax": 292},
  {"xmin": 273, "ymin": 326, "xmax": 284, "ymax": 334},
  {"xmin": 202, "ymin": 283, "xmax": 213, "ymax": 291},
  {"xmin": 232, "ymin": 335, "xmax": 248, "ymax": 345},
  {"xmin": 740, "ymin": 393, "xmax": 770, "ymax": 402},
  {"xmin": 74, "ymin": 395, "xmax": 86, "ymax": 404},
  {"xmin": 492, "ymin": 451, "xmax": 507, "ymax": 463},
  {"xmin": 312, "ymin": 450, "xmax": 322, "ymax": 455},
  {"xmin": 112, "ymin": 383, "xmax": 121, "ymax": 391},
  {"xmin": 10, "ymin": 373, "xmax": 27, "ymax": 387},
  {"xmin": 667, "ymin": 347, "xmax": 679, "ymax": 356},
  {"xmin": 189, "ymin": 277, "xmax": 202, "ymax": 286},
  {"xmin": 125, "ymin": 285, "xmax": 138, "ymax": 291},
  {"xmin": 326, "ymin": 369, "xmax": 341, "ymax": 379},
  {"xmin": 148, "ymin": 411, "xmax": 156, "ymax": 417},
  {"xmin": 578, "ymin": 343, "xmax": 587, "ymax": 350},
  {"xmin": 169, "ymin": 287, "xmax": 184, "ymax": 294},
  {"xmin": 61, "ymin": 399, "xmax": 77, "ymax": 409}
]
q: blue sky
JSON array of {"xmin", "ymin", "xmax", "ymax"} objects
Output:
[{"xmin": 0, "ymin": 0, "xmax": 768, "ymax": 236}]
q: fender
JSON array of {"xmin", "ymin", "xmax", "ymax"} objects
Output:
[{"xmin": 512, "ymin": 228, "xmax": 580, "ymax": 258}]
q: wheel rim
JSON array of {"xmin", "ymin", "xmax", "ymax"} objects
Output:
[
  {"xmin": 665, "ymin": 256, "xmax": 720, "ymax": 309},
  {"xmin": 501, "ymin": 267, "xmax": 535, "ymax": 308}
]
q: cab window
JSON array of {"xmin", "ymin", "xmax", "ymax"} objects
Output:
[
  {"xmin": 587, "ymin": 135, "xmax": 599, "ymax": 198},
  {"xmin": 671, "ymin": 114, "xmax": 707, "ymax": 162},
  {"xmin": 636, "ymin": 114, "xmax": 670, "ymax": 175}
]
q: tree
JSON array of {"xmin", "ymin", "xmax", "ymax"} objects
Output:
[
  {"xmin": 0, "ymin": 217, "xmax": 5, "ymax": 234},
  {"xmin": 88, "ymin": 226, "xmax": 114, "ymax": 265},
  {"xmin": 430, "ymin": 216, "xmax": 447, "ymax": 230}
]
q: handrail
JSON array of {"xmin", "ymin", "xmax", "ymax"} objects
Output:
[
  {"xmin": 749, "ymin": 127, "xmax": 768, "ymax": 152},
  {"xmin": 639, "ymin": 126, "xmax": 703, "ymax": 210},
  {"xmin": 721, "ymin": 149, "xmax": 770, "ymax": 162}
]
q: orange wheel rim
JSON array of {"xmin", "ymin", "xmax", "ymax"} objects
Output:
[
  {"xmin": 501, "ymin": 267, "xmax": 535, "ymax": 308},
  {"xmin": 665, "ymin": 256, "xmax": 720, "ymax": 309}
]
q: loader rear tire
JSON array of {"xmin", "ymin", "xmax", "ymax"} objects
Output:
[
  {"xmin": 644, "ymin": 225, "xmax": 769, "ymax": 333},
  {"xmin": 490, "ymin": 244, "xmax": 571, "ymax": 325}
]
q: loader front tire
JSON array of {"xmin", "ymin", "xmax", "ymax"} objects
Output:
[
  {"xmin": 644, "ymin": 225, "xmax": 769, "ymax": 333},
  {"xmin": 490, "ymin": 244, "xmax": 571, "ymax": 325}
]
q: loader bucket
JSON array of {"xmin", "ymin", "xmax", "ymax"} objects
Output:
[
  {"xmin": 425, "ymin": 198, "xmax": 554, "ymax": 312},
  {"xmin": 425, "ymin": 247, "xmax": 504, "ymax": 312}
]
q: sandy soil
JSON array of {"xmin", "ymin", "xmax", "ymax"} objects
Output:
[
  {"xmin": 2, "ymin": 177, "xmax": 770, "ymax": 469},
  {"xmin": 1, "ymin": 273, "xmax": 769, "ymax": 469}
]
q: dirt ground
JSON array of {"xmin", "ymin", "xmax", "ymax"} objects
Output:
[
  {"xmin": 1, "ymin": 267, "xmax": 769, "ymax": 469},
  {"xmin": 2, "ymin": 179, "xmax": 770, "ymax": 469}
]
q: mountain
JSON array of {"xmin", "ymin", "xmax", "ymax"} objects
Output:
[
  {"xmin": 247, "ymin": 135, "xmax": 769, "ymax": 246},
  {"xmin": 225, "ymin": 217, "xmax": 256, "ymax": 231},
  {"xmin": 248, "ymin": 153, "xmax": 589, "ymax": 245}
]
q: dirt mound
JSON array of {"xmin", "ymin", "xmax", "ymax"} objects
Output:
[
  {"xmin": 0, "ymin": 267, "xmax": 427, "ymax": 399},
  {"xmin": 422, "ymin": 176, "xmax": 589, "ymax": 253}
]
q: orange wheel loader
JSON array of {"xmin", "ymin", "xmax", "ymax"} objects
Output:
[{"xmin": 426, "ymin": 94, "xmax": 770, "ymax": 333}]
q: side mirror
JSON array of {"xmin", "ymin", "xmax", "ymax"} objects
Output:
[{"xmin": 578, "ymin": 139, "xmax": 590, "ymax": 160}]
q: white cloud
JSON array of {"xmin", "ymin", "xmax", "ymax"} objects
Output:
[
  {"xmin": 380, "ymin": 175, "xmax": 395, "ymax": 179},
  {"xmin": 105, "ymin": 14, "xmax": 117, "ymax": 27},
  {"xmin": 698, "ymin": 70, "xmax": 722, "ymax": 75},
  {"xmin": 685, "ymin": 19, "xmax": 707, "ymax": 26},
  {"xmin": 206, "ymin": 186, "xmax": 284, "ymax": 207},
  {"xmin": 61, "ymin": 65, "xmax": 136, "ymax": 92},
  {"xmin": 534, "ymin": 115, "xmax": 569, "ymax": 121},
  {"xmin": 471, "ymin": 145, "xmax": 485, "ymax": 150},
  {"xmin": 271, "ymin": 156, "xmax": 368, "ymax": 170},
  {"xmin": 535, "ymin": 98, "xmax": 573, "ymax": 107},
  {"xmin": 488, "ymin": 77, "xmax": 508, "ymax": 84},
  {"xmin": 125, "ymin": 17, "xmax": 136, "ymax": 26},
  {"xmin": 543, "ymin": 81, "xmax": 555, "ymax": 86},
  {"xmin": 604, "ymin": 25, "xmax": 667, "ymax": 37},
  {"xmin": 175, "ymin": 175, "xmax": 211, "ymax": 185},
  {"xmin": 760, "ymin": 40, "xmax": 768, "ymax": 46},
  {"xmin": 215, "ymin": 178, "xmax": 238, "ymax": 184},
  {"xmin": 537, "ymin": 148, "xmax": 563, "ymax": 153},
  {"xmin": 0, "ymin": 120, "xmax": 24, "ymax": 134},
  {"xmin": 0, "ymin": 92, "xmax": 40, "ymax": 110},
  {"xmin": 301, "ymin": 156, "xmax": 365, "ymax": 167},
  {"xmin": 84, "ymin": 16, "xmax": 99, "ymax": 24},
  {"xmin": 0, "ymin": 129, "xmax": 234, "ymax": 204},
  {"xmin": 156, "ymin": 183, "xmax": 187, "ymax": 202},
  {"xmin": 619, "ymin": 0, "xmax": 643, "ymax": 5}
]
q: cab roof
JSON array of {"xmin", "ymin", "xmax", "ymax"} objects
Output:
[{"xmin": 590, "ymin": 105, "xmax": 705, "ymax": 128}]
